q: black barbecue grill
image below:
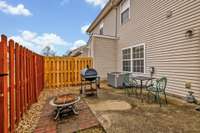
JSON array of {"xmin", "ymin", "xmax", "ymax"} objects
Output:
[
  {"xmin": 80, "ymin": 66, "xmax": 100, "ymax": 96},
  {"xmin": 81, "ymin": 68, "xmax": 98, "ymax": 81}
]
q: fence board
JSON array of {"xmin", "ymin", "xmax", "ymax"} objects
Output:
[
  {"xmin": 15, "ymin": 43, "xmax": 20, "ymax": 125},
  {"xmin": 9, "ymin": 40, "xmax": 15, "ymax": 133},
  {"xmin": 0, "ymin": 35, "xmax": 9, "ymax": 133},
  {"xmin": 44, "ymin": 57, "xmax": 93, "ymax": 88},
  {"xmin": 0, "ymin": 34, "xmax": 44, "ymax": 132}
]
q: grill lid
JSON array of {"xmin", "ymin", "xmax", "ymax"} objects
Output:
[{"xmin": 81, "ymin": 68, "xmax": 97, "ymax": 77}]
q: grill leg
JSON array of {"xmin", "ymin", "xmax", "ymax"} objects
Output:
[
  {"xmin": 72, "ymin": 105, "xmax": 79, "ymax": 115},
  {"xmin": 54, "ymin": 108, "xmax": 61, "ymax": 120},
  {"xmin": 81, "ymin": 78, "xmax": 86, "ymax": 97}
]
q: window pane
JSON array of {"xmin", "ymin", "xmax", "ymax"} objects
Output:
[
  {"xmin": 121, "ymin": 8, "xmax": 129, "ymax": 25},
  {"xmin": 123, "ymin": 61, "xmax": 131, "ymax": 72},
  {"xmin": 122, "ymin": 48, "xmax": 131, "ymax": 59},
  {"xmin": 132, "ymin": 60, "xmax": 144, "ymax": 73},
  {"xmin": 133, "ymin": 45, "xmax": 144, "ymax": 59},
  {"xmin": 140, "ymin": 46, "xmax": 144, "ymax": 58}
]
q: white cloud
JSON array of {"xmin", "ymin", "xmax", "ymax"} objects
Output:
[
  {"xmin": 70, "ymin": 40, "xmax": 86, "ymax": 50},
  {"xmin": 21, "ymin": 30, "xmax": 37, "ymax": 40},
  {"xmin": 32, "ymin": 33, "xmax": 67, "ymax": 47},
  {"xmin": 10, "ymin": 30, "xmax": 67, "ymax": 53},
  {"xmin": 85, "ymin": 0, "xmax": 108, "ymax": 8},
  {"xmin": 81, "ymin": 23, "xmax": 91, "ymax": 34},
  {"xmin": 0, "ymin": 1, "xmax": 32, "ymax": 16},
  {"xmin": 10, "ymin": 30, "xmax": 87, "ymax": 55}
]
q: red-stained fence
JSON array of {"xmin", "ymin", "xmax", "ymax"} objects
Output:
[{"xmin": 0, "ymin": 34, "xmax": 44, "ymax": 133}]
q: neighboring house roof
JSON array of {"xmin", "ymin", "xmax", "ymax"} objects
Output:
[
  {"xmin": 68, "ymin": 45, "xmax": 88, "ymax": 57},
  {"xmin": 86, "ymin": 0, "xmax": 122, "ymax": 33}
]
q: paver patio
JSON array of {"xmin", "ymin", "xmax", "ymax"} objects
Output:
[{"xmin": 34, "ymin": 98, "xmax": 103, "ymax": 133}]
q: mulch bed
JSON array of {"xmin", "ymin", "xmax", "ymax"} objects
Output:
[{"xmin": 34, "ymin": 98, "xmax": 101, "ymax": 133}]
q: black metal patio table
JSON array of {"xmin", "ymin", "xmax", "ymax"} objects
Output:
[{"xmin": 132, "ymin": 76, "xmax": 154, "ymax": 102}]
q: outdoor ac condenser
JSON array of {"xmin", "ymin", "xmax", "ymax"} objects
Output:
[{"xmin": 107, "ymin": 72, "xmax": 127, "ymax": 88}]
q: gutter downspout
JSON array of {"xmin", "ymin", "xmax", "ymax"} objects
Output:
[{"xmin": 115, "ymin": 6, "xmax": 118, "ymax": 37}]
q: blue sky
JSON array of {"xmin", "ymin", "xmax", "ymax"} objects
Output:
[{"xmin": 0, "ymin": 0, "xmax": 108, "ymax": 55}]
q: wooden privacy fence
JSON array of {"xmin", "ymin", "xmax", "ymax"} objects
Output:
[
  {"xmin": 44, "ymin": 57, "xmax": 93, "ymax": 88},
  {"xmin": 0, "ymin": 34, "xmax": 44, "ymax": 133}
]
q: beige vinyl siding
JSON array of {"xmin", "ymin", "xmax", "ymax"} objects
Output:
[
  {"xmin": 92, "ymin": 8, "xmax": 117, "ymax": 36},
  {"xmin": 81, "ymin": 47, "xmax": 89, "ymax": 57},
  {"xmin": 92, "ymin": 36, "xmax": 117, "ymax": 79},
  {"xmin": 116, "ymin": 0, "xmax": 200, "ymax": 99}
]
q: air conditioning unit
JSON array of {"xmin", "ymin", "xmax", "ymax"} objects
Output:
[{"xmin": 107, "ymin": 72, "xmax": 129, "ymax": 88}]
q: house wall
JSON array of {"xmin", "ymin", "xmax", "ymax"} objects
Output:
[
  {"xmin": 81, "ymin": 47, "xmax": 89, "ymax": 57},
  {"xmin": 116, "ymin": 0, "xmax": 200, "ymax": 99},
  {"xmin": 92, "ymin": 8, "xmax": 117, "ymax": 37},
  {"xmin": 92, "ymin": 36, "xmax": 117, "ymax": 79}
]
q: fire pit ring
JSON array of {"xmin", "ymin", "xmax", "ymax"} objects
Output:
[{"xmin": 49, "ymin": 94, "xmax": 80, "ymax": 120}]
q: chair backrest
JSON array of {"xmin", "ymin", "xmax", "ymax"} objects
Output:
[
  {"xmin": 123, "ymin": 73, "xmax": 138, "ymax": 86},
  {"xmin": 123, "ymin": 73, "xmax": 131, "ymax": 86},
  {"xmin": 157, "ymin": 77, "xmax": 167, "ymax": 91}
]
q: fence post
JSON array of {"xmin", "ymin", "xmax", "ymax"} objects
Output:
[
  {"xmin": 19, "ymin": 46, "xmax": 24, "ymax": 116},
  {"xmin": 33, "ymin": 55, "xmax": 38, "ymax": 102},
  {"xmin": 0, "ymin": 35, "xmax": 8, "ymax": 133},
  {"xmin": 15, "ymin": 43, "xmax": 20, "ymax": 124},
  {"xmin": 27, "ymin": 50, "xmax": 30, "ymax": 108},
  {"xmin": 9, "ymin": 39, "xmax": 15, "ymax": 133},
  {"xmin": 24, "ymin": 48, "xmax": 27, "ymax": 111}
]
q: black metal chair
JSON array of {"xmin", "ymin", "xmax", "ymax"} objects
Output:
[
  {"xmin": 146, "ymin": 77, "xmax": 167, "ymax": 106},
  {"xmin": 123, "ymin": 73, "xmax": 139, "ymax": 96}
]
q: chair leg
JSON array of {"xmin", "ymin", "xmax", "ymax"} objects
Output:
[
  {"xmin": 135, "ymin": 88, "xmax": 138, "ymax": 97},
  {"xmin": 157, "ymin": 92, "xmax": 161, "ymax": 107},
  {"xmin": 164, "ymin": 92, "xmax": 167, "ymax": 104},
  {"xmin": 131, "ymin": 87, "xmax": 134, "ymax": 96},
  {"xmin": 154, "ymin": 94, "xmax": 157, "ymax": 102},
  {"xmin": 125, "ymin": 88, "xmax": 130, "ymax": 96},
  {"xmin": 127, "ymin": 88, "xmax": 129, "ymax": 96},
  {"xmin": 147, "ymin": 91, "xmax": 150, "ymax": 103}
]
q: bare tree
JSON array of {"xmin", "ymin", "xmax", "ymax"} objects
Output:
[
  {"xmin": 42, "ymin": 46, "xmax": 56, "ymax": 56},
  {"xmin": 62, "ymin": 50, "xmax": 71, "ymax": 57}
]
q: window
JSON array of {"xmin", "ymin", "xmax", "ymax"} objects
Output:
[
  {"xmin": 120, "ymin": 0, "xmax": 130, "ymax": 25},
  {"xmin": 122, "ymin": 44, "xmax": 145, "ymax": 73},
  {"xmin": 122, "ymin": 48, "xmax": 131, "ymax": 72},
  {"xmin": 121, "ymin": 8, "xmax": 129, "ymax": 25},
  {"xmin": 99, "ymin": 23, "xmax": 104, "ymax": 35},
  {"xmin": 132, "ymin": 45, "xmax": 144, "ymax": 73}
]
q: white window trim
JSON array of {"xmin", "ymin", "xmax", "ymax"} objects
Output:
[
  {"xmin": 122, "ymin": 43, "xmax": 146, "ymax": 74},
  {"xmin": 120, "ymin": 0, "xmax": 131, "ymax": 25}
]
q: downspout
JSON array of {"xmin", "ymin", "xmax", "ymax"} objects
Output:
[
  {"xmin": 111, "ymin": 0, "xmax": 118, "ymax": 37},
  {"xmin": 86, "ymin": 33, "xmax": 93, "ymax": 57},
  {"xmin": 115, "ymin": 6, "xmax": 118, "ymax": 37}
]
